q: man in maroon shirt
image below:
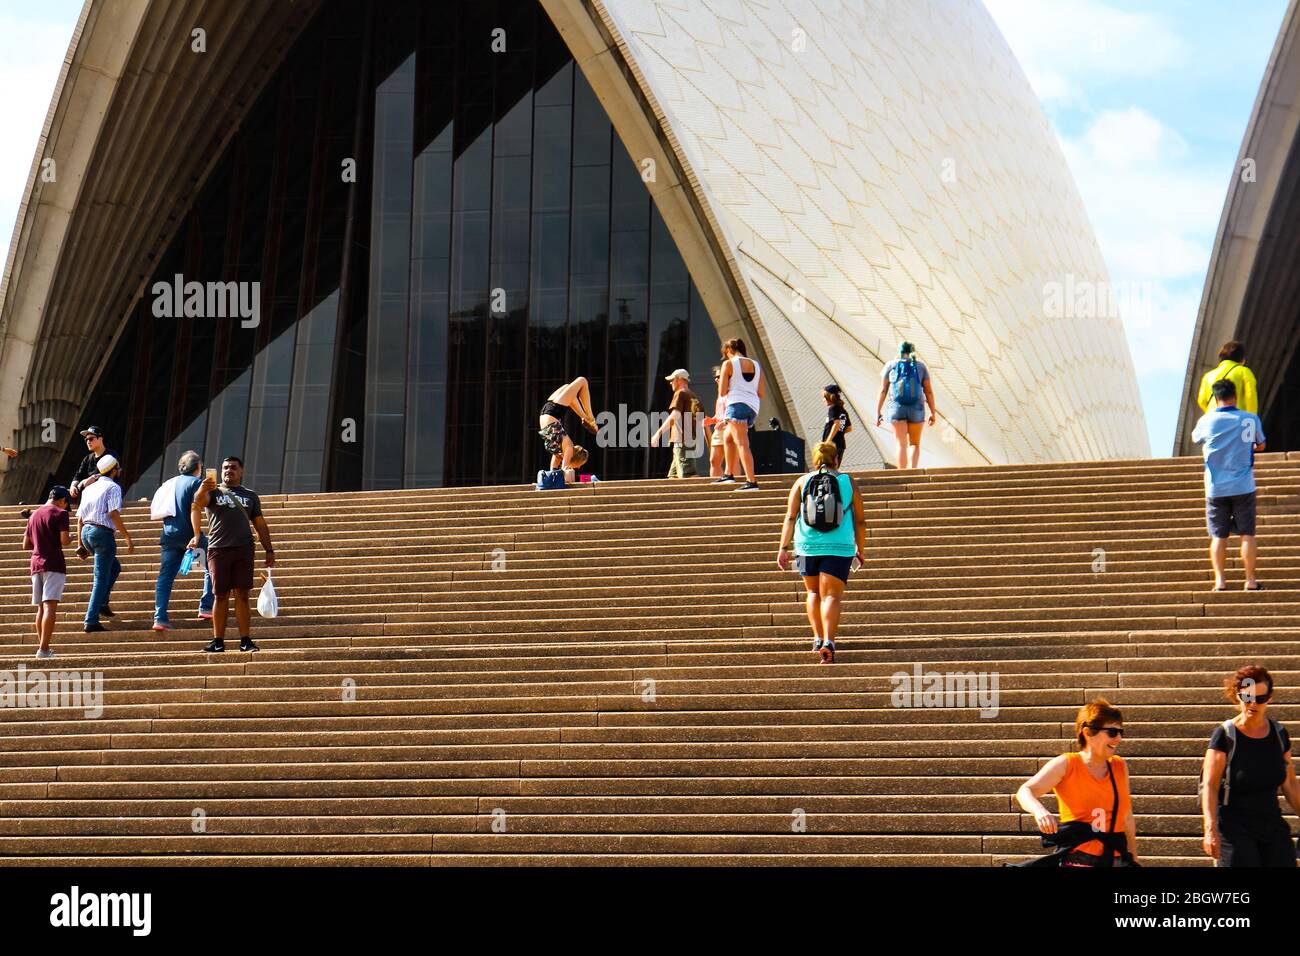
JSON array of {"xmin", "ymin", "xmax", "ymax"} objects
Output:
[{"xmin": 23, "ymin": 486, "xmax": 73, "ymax": 659}]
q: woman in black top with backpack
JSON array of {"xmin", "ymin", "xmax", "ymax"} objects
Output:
[
  {"xmin": 821, "ymin": 384, "xmax": 851, "ymax": 460},
  {"xmin": 1201, "ymin": 665, "xmax": 1300, "ymax": 866}
]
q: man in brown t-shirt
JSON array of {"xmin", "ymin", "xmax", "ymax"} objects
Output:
[
  {"xmin": 189, "ymin": 455, "xmax": 276, "ymax": 653},
  {"xmin": 653, "ymin": 369, "xmax": 702, "ymax": 478},
  {"xmin": 23, "ymin": 486, "xmax": 73, "ymax": 659}
]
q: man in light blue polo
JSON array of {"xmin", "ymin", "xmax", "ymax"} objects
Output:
[
  {"xmin": 1191, "ymin": 378, "xmax": 1266, "ymax": 592},
  {"xmin": 150, "ymin": 450, "xmax": 215, "ymax": 631}
]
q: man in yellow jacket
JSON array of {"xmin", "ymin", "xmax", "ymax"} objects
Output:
[{"xmin": 1197, "ymin": 341, "xmax": 1258, "ymax": 414}]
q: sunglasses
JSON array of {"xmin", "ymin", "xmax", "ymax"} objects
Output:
[
  {"xmin": 1088, "ymin": 726, "xmax": 1124, "ymax": 739},
  {"xmin": 1238, "ymin": 690, "xmax": 1273, "ymax": 704}
]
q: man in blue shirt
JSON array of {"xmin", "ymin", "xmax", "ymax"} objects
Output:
[
  {"xmin": 1191, "ymin": 379, "xmax": 1266, "ymax": 592},
  {"xmin": 151, "ymin": 450, "xmax": 214, "ymax": 630}
]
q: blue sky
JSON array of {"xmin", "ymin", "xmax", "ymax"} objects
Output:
[
  {"xmin": 986, "ymin": 0, "xmax": 1288, "ymax": 454},
  {"xmin": 0, "ymin": 0, "xmax": 1288, "ymax": 458},
  {"xmin": 0, "ymin": 0, "xmax": 84, "ymax": 261}
]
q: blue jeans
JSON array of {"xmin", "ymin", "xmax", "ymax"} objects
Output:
[
  {"xmin": 82, "ymin": 525, "xmax": 121, "ymax": 626},
  {"xmin": 156, "ymin": 539, "xmax": 213, "ymax": 624}
]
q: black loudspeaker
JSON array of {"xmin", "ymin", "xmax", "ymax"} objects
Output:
[{"xmin": 751, "ymin": 429, "xmax": 806, "ymax": 474}]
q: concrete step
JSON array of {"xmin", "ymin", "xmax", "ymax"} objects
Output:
[{"xmin": 4, "ymin": 454, "xmax": 1298, "ymax": 864}]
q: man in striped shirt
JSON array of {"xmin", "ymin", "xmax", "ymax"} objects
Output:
[{"xmin": 77, "ymin": 454, "xmax": 136, "ymax": 632}]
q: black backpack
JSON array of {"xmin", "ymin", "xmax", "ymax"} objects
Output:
[{"xmin": 801, "ymin": 468, "xmax": 844, "ymax": 532}]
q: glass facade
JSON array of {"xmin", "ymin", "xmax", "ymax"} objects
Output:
[{"xmin": 58, "ymin": 0, "xmax": 725, "ymax": 496}]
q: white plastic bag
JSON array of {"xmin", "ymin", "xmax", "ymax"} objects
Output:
[{"xmin": 256, "ymin": 569, "xmax": 279, "ymax": 618}]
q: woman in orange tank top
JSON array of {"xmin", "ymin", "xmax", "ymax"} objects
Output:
[{"xmin": 1015, "ymin": 699, "xmax": 1140, "ymax": 865}]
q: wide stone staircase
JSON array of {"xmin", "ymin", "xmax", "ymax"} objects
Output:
[{"xmin": 1, "ymin": 454, "xmax": 1298, "ymax": 865}]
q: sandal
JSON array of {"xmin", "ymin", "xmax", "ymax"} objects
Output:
[
  {"xmin": 819, "ymin": 640, "xmax": 835, "ymax": 664},
  {"xmin": 1212, "ymin": 583, "xmax": 1229, "ymax": 592},
  {"xmin": 1244, "ymin": 583, "xmax": 1265, "ymax": 592},
  {"xmin": 581, "ymin": 415, "xmax": 599, "ymax": 435}
]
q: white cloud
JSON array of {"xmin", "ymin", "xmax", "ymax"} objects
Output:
[
  {"xmin": 985, "ymin": 0, "xmax": 1186, "ymax": 104},
  {"xmin": 1059, "ymin": 110, "xmax": 1222, "ymax": 283},
  {"xmin": 1082, "ymin": 106, "xmax": 1187, "ymax": 166}
]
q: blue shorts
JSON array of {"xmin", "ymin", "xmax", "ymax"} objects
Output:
[
  {"xmin": 795, "ymin": 554, "xmax": 853, "ymax": 582},
  {"xmin": 725, "ymin": 402, "xmax": 756, "ymax": 427},
  {"xmin": 885, "ymin": 402, "xmax": 926, "ymax": 424},
  {"xmin": 1206, "ymin": 492, "xmax": 1256, "ymax": 538}
]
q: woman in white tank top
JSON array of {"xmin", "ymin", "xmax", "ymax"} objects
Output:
[{"xmin": 714, "ymin": 338, "xmax": 764, "ymax": 490}]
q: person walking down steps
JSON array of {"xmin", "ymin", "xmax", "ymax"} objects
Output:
[
  {"xmin": 1201, "ymin": 665, "xmax": 1299, "ymax": 867},
  {"xmin": 1014, "ymin": 699, "xmax": 1139, "ymax": 866}
]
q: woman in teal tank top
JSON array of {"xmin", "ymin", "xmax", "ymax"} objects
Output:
[{"xmin": 776, "ymin": 442, "xmax": 866, "ymax": 663}]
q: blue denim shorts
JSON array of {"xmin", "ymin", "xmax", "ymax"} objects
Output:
[
  {"xmin": 795, "ymin": 554, "xmax": 853, "ymax": 582},
  {"xmin": 725, "ymin": 402, "xmax": 757, "ymax": 427},
  {"xmin": 884, "ymin": 402, "xmax": 926, "ymax": 424}
]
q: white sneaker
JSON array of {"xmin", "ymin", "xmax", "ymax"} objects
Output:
[{"xmin": 35, "ymin": 648, "xmax": 54, "ymax": 660}]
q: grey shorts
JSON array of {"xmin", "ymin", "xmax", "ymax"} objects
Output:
[
  {"xmin": 32, "ymin": 571, "xmax": 67, "ymax": 604},
  {"xmin": 1207, "ymin": 492, "xmax": 1257, "ymax": 538},
  {"xmin": 885, "ymin": 402, "xmax": 926, "ymax": 424}
]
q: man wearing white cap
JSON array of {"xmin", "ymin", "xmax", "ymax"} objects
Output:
[
  {"xmin": 652, "ymin": 368, "xmax": 702, "ymax": 479},
  {"xmin": 77, "ymin": 454, "xmax": 135, "ymax": 632}
]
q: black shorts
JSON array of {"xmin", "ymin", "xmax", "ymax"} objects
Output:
[
  {"xmin": 208, "ymin": 545, "xmax": 255, "ymax": 595},
  {"xmin": 1206, "ymin": 492, "xmax": 1257, "ymax": 538},
  {"xmin": 1217, "ymin": 808, "xmax": 1297, "ymax": 867},
  {"xmin": 795, "ymin": 554, "xmax": 853, "ymax": 583}
]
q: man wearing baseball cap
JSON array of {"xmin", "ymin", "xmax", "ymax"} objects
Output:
[
  {"xmin": 77, "ymin": 454, "xmax": 135, "ymax": 632},
  {"xmin": 23, "ymin": 485, "xmax": 73, "ymax": 658},
  {"xmin": 651, "ymin": 369, "xmax": 702, "ymax": 478},
  {"xmin": 68, "ymin": 426, "xmax": 118, "ymax": 500}
]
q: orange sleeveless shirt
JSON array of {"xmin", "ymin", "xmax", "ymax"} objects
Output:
[{"xmin": 1053, "ymin": 752, "xmax": 1131, "ymax": 857}]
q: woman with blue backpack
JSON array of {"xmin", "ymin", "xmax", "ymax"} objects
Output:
[
  {"xmin": 1201, "ymin": 665, "xmax": 1300, "ymax": 866},
  {"xmin": 875, "ymin": 341, "xmax": 937, "ymax": 469},
  {"xmin": 776, "ymin": 441, "xmax": 865, "ymax": 664}
]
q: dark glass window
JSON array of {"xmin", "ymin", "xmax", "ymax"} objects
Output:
[
  {"xmin": 63, "ymin": 0, "xmax": 727, "ymax": 494},
  {"xmin": 649, "ymin": 205, "xmax": 693, "ymax": 475},
  {"xmin": 526, "ymin": 57, "xmax": 572, "ymax": 464},
  {"xmin": 362, "ymin": 4, "xmax": 417, "ymax": 491}
]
